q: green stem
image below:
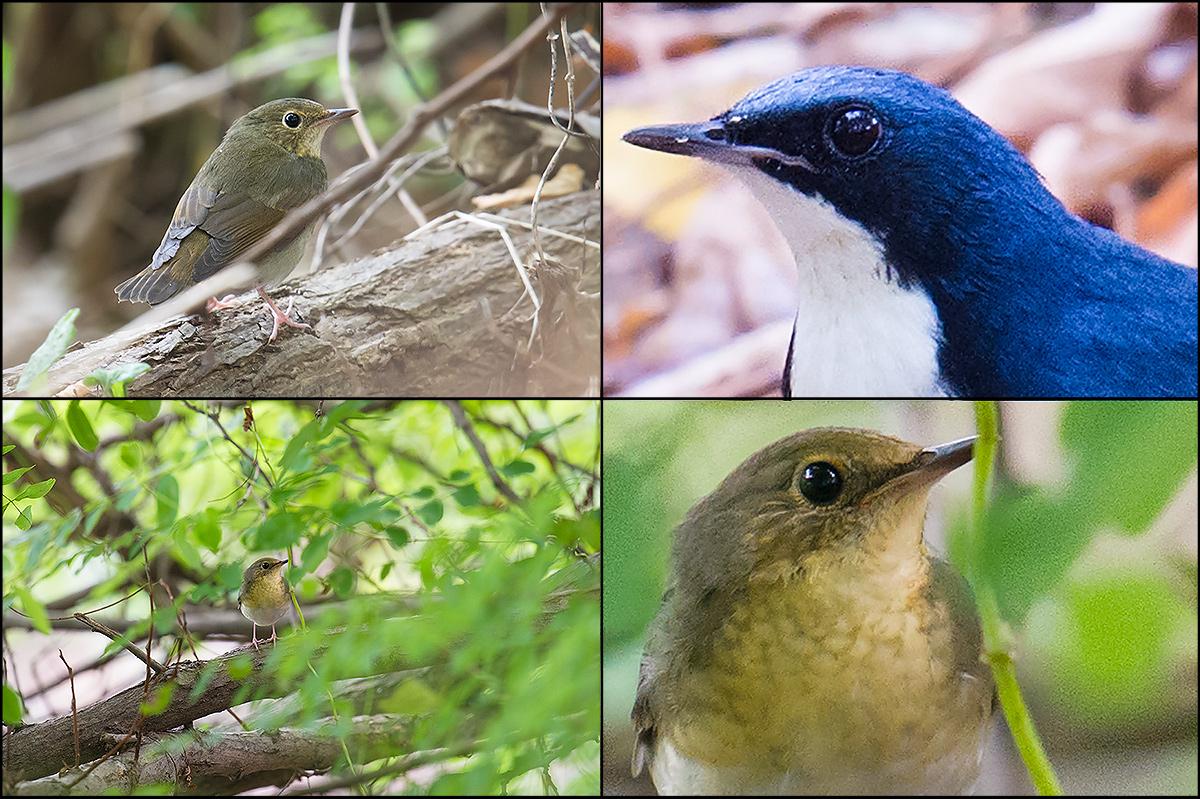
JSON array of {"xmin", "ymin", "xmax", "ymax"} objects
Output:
[{"xmin": 970, "ymin": 401, "xmax": 1062, "ymax": 795}]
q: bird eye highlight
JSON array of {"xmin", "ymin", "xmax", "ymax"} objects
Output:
[
  {"xmin": 798, "ymin": 461, "xmax": 843, "ymax": 504},
  {"xmin": 283, "ymin": 112, "xmax": 302, "ymax": 128},
  {"xmin": 828, "ymin": 107, "xmax": 881, "ymax": 156}
]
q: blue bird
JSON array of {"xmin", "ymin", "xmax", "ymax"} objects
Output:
[{"xmin": 623, "ymin": 66, "xmax": 1198, "ymax": 397}]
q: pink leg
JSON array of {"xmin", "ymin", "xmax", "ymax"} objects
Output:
[
  {"xmin": 206, "ymin": 294, "xmax": 240, "ymax": 311},
  {"xmin": 258, "ymin": 287, "xmax": 312, "ymax": 341}
]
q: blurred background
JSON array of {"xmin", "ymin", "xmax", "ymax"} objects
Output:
[
  {"xmin": 603, "ymin": 400, "xmax": 1198, "ymax": 795},
  {"xmin": 603, "ymin": 3, "xmax": 1198, "ymax": 396},
  {"xmin": 3, "ymin": 2, "xmax": 600, "ymax": 381}
]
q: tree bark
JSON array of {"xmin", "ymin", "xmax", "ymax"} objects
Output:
[{"xmin": 3, "ymin": 191, "xmax": 598, "ymax": 397}]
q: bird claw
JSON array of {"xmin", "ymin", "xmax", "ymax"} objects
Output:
[
  {"xmin": 258, "ymin": 288, "xmax": 311, "ymax": 342},
  {"xmin": 206, "ymin": 294, "xmax": 240, "ymax": 312},
  {"xmin": 206, "ymin": 290, "xmax": 310, "ymax": 341}
]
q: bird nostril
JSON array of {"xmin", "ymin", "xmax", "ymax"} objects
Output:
[{"xmin": 703, "ymin": 126, "xmax": 727, "ymax": 141}]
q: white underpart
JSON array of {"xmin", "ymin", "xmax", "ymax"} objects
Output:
[
  {"xmin": 728, "ymin": 165, "xmax": 945, "ymax": 397},
  {"xmin": 651, "ymin": 738, "xmax": 909, "ymax": 795},
  {"xmin": 651, "ymin": 725, "xmax": 983, "ymax": 795}
]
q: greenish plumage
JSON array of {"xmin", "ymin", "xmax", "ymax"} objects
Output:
[
  {"xmin": 115, "ymin": 98, "xmax": 356, "ymax": 336},
  {"xmin": 238, "ymin": 557, "xmax": 291, "ymax": 650},
  {"xmin": 632, "ymin": 427, "xmax": 994, "ymax": 794}
]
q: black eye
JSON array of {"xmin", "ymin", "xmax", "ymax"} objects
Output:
[
  {"xmin": 798, "ymin": 461, "xmax": 843, "ymax": 504},
  {"xmin": 283, "ymin": 112, "xmax": 302, "ymax": 128},
  {"xmin": 828, "ymin": 107, "xmax": 881, "ymax": 156}
]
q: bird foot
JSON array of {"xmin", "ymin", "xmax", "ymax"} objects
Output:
[
  {"xmin": 206, "ymin": 294, "xmax": 240, "ymax": 311},
  {"xmin": 257, "ymin": 288, "xmax": 311, "ymax": 341}
]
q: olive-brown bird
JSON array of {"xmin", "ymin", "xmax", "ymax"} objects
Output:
[
  {"xmin": 115, "ymin": 98, "xmax": 357, "ymax": 340},
  {"xmin": 631, "ymin": 427, "xmax": 993, "ymax": 794},
  {"xmin": 237, "ymin": 557, "xmax": 291, "ymax": 650}
]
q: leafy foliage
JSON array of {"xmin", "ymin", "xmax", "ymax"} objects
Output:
[{"xmin": 2, "ymin": 399, "xmax": 599, "ymax": 793}]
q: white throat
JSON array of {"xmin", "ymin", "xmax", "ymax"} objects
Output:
[{"xmin": 730, "ymin": 166, "xmax": 946, "ymax": 397}]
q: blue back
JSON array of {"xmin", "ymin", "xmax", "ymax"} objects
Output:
[{"xmin": 721, "ymin": 67, "xmax": 1198, "ymax": 397}]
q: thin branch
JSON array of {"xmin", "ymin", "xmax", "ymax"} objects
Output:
[{"xmin": 442, "ymin": 400, "xmax": 522, "ymax": 505}]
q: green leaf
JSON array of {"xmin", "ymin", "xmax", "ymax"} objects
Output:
[
  {"xmin": 15, "ymin": 308, "xmax": 78, "ymax": 394},
  {"xmin": 20, "ymin": 477, "xmax": 55, "ymax": 500},
  {"xmin": 3, "ymin": 182, "xmax": 21, "ymax": 259},
  {"xmin": 278, "ymin": 420, "xmax": 318, "ymax": 474},
  {"xmin": 2, "ymin": 685, "xmax": 25, "ymax": 727},
  {"xmin": 384, "ymin": 525, "xmax": 409, "ymax": 550},
  {"xmin": 301, "ymin": 535, "xmax": 330, "ymax": 572},
  {"xmin": 1061, "ymin": 400, "xmax": 1197, "ymax": 533},
  {"xmin": 501, "ymin": 459, "xmax": 536, "ymax": 477},
  {"xmin": 3, "ymin": 465, "xmax": 32, "ymax": 485},
  {"xmin": 452, "ymin": 482, "xmax": 481, "ymax": 508},
  {"xmin": 195, "ymin": 509, "xmax": 222, "ymax": 554},
  {"xmin": 141, "ymin": 682, "xmax": 175, "ymax": 716},
  {"xmin": 66, "ymin": 400, "xmax": 99, "ymax": 451},
  {"xmin": 416, "ymin": 499, "xmax": 443, "ymax": 525},
  {"xmin": 327, "ymin": 566, "xmax": 356, "ymax": 598},
  {"xmin": 84, "ymin": 362, "xmax": 151, "ymax": 395},
  {"xmin": 14, "ymin": 587, "xmax": 49, "ymax": 635},
  {"xmin": 253, "ymin": 511, "xmax": 306, "ymax": 549},
  {"xmin": 155, "ymin": 475, "xmax": 179, "ymax": 528},
  {"xmin": 127, "ymin": 400, "xmax": 162, "ymax": 422}
]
